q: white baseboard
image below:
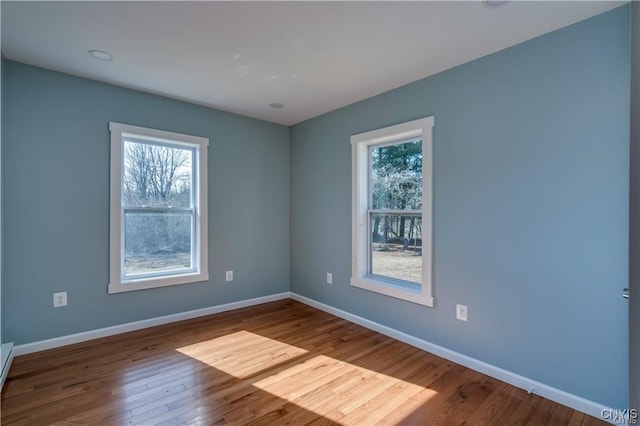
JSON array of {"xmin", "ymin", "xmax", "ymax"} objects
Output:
[
  {"xmin": 289, "ymin": 292, "xmax": 614, "ymax": 424},
  {"xmin": 1, "ymin": 342, "xmax": 14, "ymax": 390},
  {"xmin": 13, "ymin": 292, "xmax": 290, "ymax": 356}
]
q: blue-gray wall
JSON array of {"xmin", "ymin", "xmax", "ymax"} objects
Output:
[
  {"xmin": 3, "ymin": 61, "xmax": 290, "ymax": 345},
  {"xmin": 630, "ymin": 1, "xmax": 640, "ymax": 412},
  {"xmin": 290, "ymin": 6, "xmax": 629, "ymax": 408}
]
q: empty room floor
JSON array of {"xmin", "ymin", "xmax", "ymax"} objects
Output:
[{"xmin": 1, "ymin": 300, "xmax": 607, "ymax": 425}]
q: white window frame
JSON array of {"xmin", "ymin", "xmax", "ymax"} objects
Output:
[
  {"xmin": 351, "ymin": 116, "xmax": 434, "ymax": 307},
  {"xmin": 108, "ymin": 122, "xmax": 209, "ymax": 294}
]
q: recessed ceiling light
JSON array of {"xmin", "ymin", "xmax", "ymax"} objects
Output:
[
  {"xmin": 269, "ymin": 103, "xmax": 284, "ymax": 109},
  {"xmin": 88, "ymin": 49, "xmax": 113, "ymax": 61},
  {"xmin": 483, "ymin": 0, "xmax": 508, "ymax": 7}
]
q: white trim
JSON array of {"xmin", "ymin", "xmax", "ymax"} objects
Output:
[
  {"xmin": 350, "ymin": 276, "xmax": 434, "ymax": 307},
  {"xmin": 108, "ymin": 122, "xmax": 209, "ymax": 294},
  {"xmin": 289, "ymin": 292, "xmax": 616, "ymax": 424},
  {"xmin": 13, "ymin": 293, "xmax": 289, "ymax": 356},
  {"xmin": 109, "ymin": 122, "xmax": 209, "ymax": 148},
  {"xmin": 351, "ymin": 116, "xmax": 434, "ymax": 307},
  {"xmin": 108, "ymin": 271, "xmax": 209, "ymax": 294},
  {"xmin": 350, "ymin": 117, "xmax": 432, "ymax": 146},
  {"xmin": 1, "ymin": 342, "xmax": 14, "ymax": 390}
]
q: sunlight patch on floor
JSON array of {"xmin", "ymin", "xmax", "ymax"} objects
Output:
[
  {"xmin": 176, "ymin": 331, "xmax": 438, "ymax": 423},
  {"xmin": 176, "ymin": 330, "xmax": 308, "ymax": 379},
  {"xmin": 251, "ymin": 354, "xmax": 438, "ymax": 423}
]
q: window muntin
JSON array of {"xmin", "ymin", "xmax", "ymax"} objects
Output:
[
  {"xmin": 109, "ymin": 123, "xmax": 208, "ymax": 293},
  {"xmin": 351, "ymin": 117, "xmax": 434, "ymax": 307}
]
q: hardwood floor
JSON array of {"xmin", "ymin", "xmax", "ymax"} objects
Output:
[{"xmin": 1, "ymin": 300, "xmax": 607, "ymax": 425}]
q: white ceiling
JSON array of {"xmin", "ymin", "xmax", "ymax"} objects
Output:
[{"xmin": 1, "ymin": 1, "xmax": 625, "ymax": 126}]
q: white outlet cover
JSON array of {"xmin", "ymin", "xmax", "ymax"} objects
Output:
[
  {"xmin": 53, "ymin": 292, "xmax": 68, "ymax": 308},
  {"xmin": 456, "ymin": 304, "xmax": 468, "ymax": 321},
  {"xmin": 326, "ymin": 273, "xmax": 333, "ymax": 284},
  {"xmin": 225, "ymin": 270, "xmax": 233, "ymax": 281}
]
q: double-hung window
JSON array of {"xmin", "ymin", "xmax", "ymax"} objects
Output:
[
  {"xmin": 109, "ymin": 122, "xmax": 209, "ymax": 293},
  {"xmin": 351, "ymin": 117, "xmax": 434, "ymax": 306}
]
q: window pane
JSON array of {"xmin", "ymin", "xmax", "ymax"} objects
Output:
[
  {"xmin": 370, "ymin": 213, "xmax": 422, "ymax": 284},
  {"xmin": 123, "ymin": 140, "xmax": 193, "ymax": 208},
  {"xmin": 124, "ymin": 211, "xmax": 193, "ymax": 276},
  {"xmin": 371, "ymin": 140, "xmax": 422, "ymax": 210}
]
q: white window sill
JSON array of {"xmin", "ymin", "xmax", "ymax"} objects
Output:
[
  {"xmin": 350, "ymin": 276, "xmax": 434, "ymax": 307},
  {"xmin": 108, "ymin": 272, "xmax": 209, "ymax": 294}
]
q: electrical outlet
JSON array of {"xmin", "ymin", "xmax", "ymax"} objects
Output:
[
  {"xmin": 456, "ymin": 304, "xmax": 468, "ymax": 322},
  {"xmin": 326, "ymin": 273, "xmax": 333, "ymax": 284},
  {"xmin": 225, "ymin": 270, "xmax": 233, "ymax": 282},
  {"xmin": 53, "ymin": 292, "xmax": 68, "ymax": 308}
]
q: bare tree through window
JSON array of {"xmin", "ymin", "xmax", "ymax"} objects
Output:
[{"xmin": 123, "ymin": 141, "xmax": 194, "ymax": 275}]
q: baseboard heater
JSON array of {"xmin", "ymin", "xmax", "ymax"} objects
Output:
[{"xmin": 1, "ymin": 342, "xmax": 14, "ymax": 390}]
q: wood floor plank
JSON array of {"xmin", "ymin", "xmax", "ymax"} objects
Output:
[
  {"xmin": 390, "ymin": 366, "xmax": 479, "ymax": 425},
  {"xmin": 430, "ymin": 376, "xmax": 499, "ymax": 425},
  {"xmin": 1, "ymin": 299, "xmax": 608, "ymax": 426},
  {"xmin": 344, "ymin": 365, "xmax": 440, "ymax": 424}
]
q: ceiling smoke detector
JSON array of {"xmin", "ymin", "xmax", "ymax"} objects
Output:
[
  {"xmin": 88, "ymin": 49, "xmax": 113, "ymax": 61},
  {"xmin": 484, "ymin": 1, "xmax": 509, "ymax": 7}
]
